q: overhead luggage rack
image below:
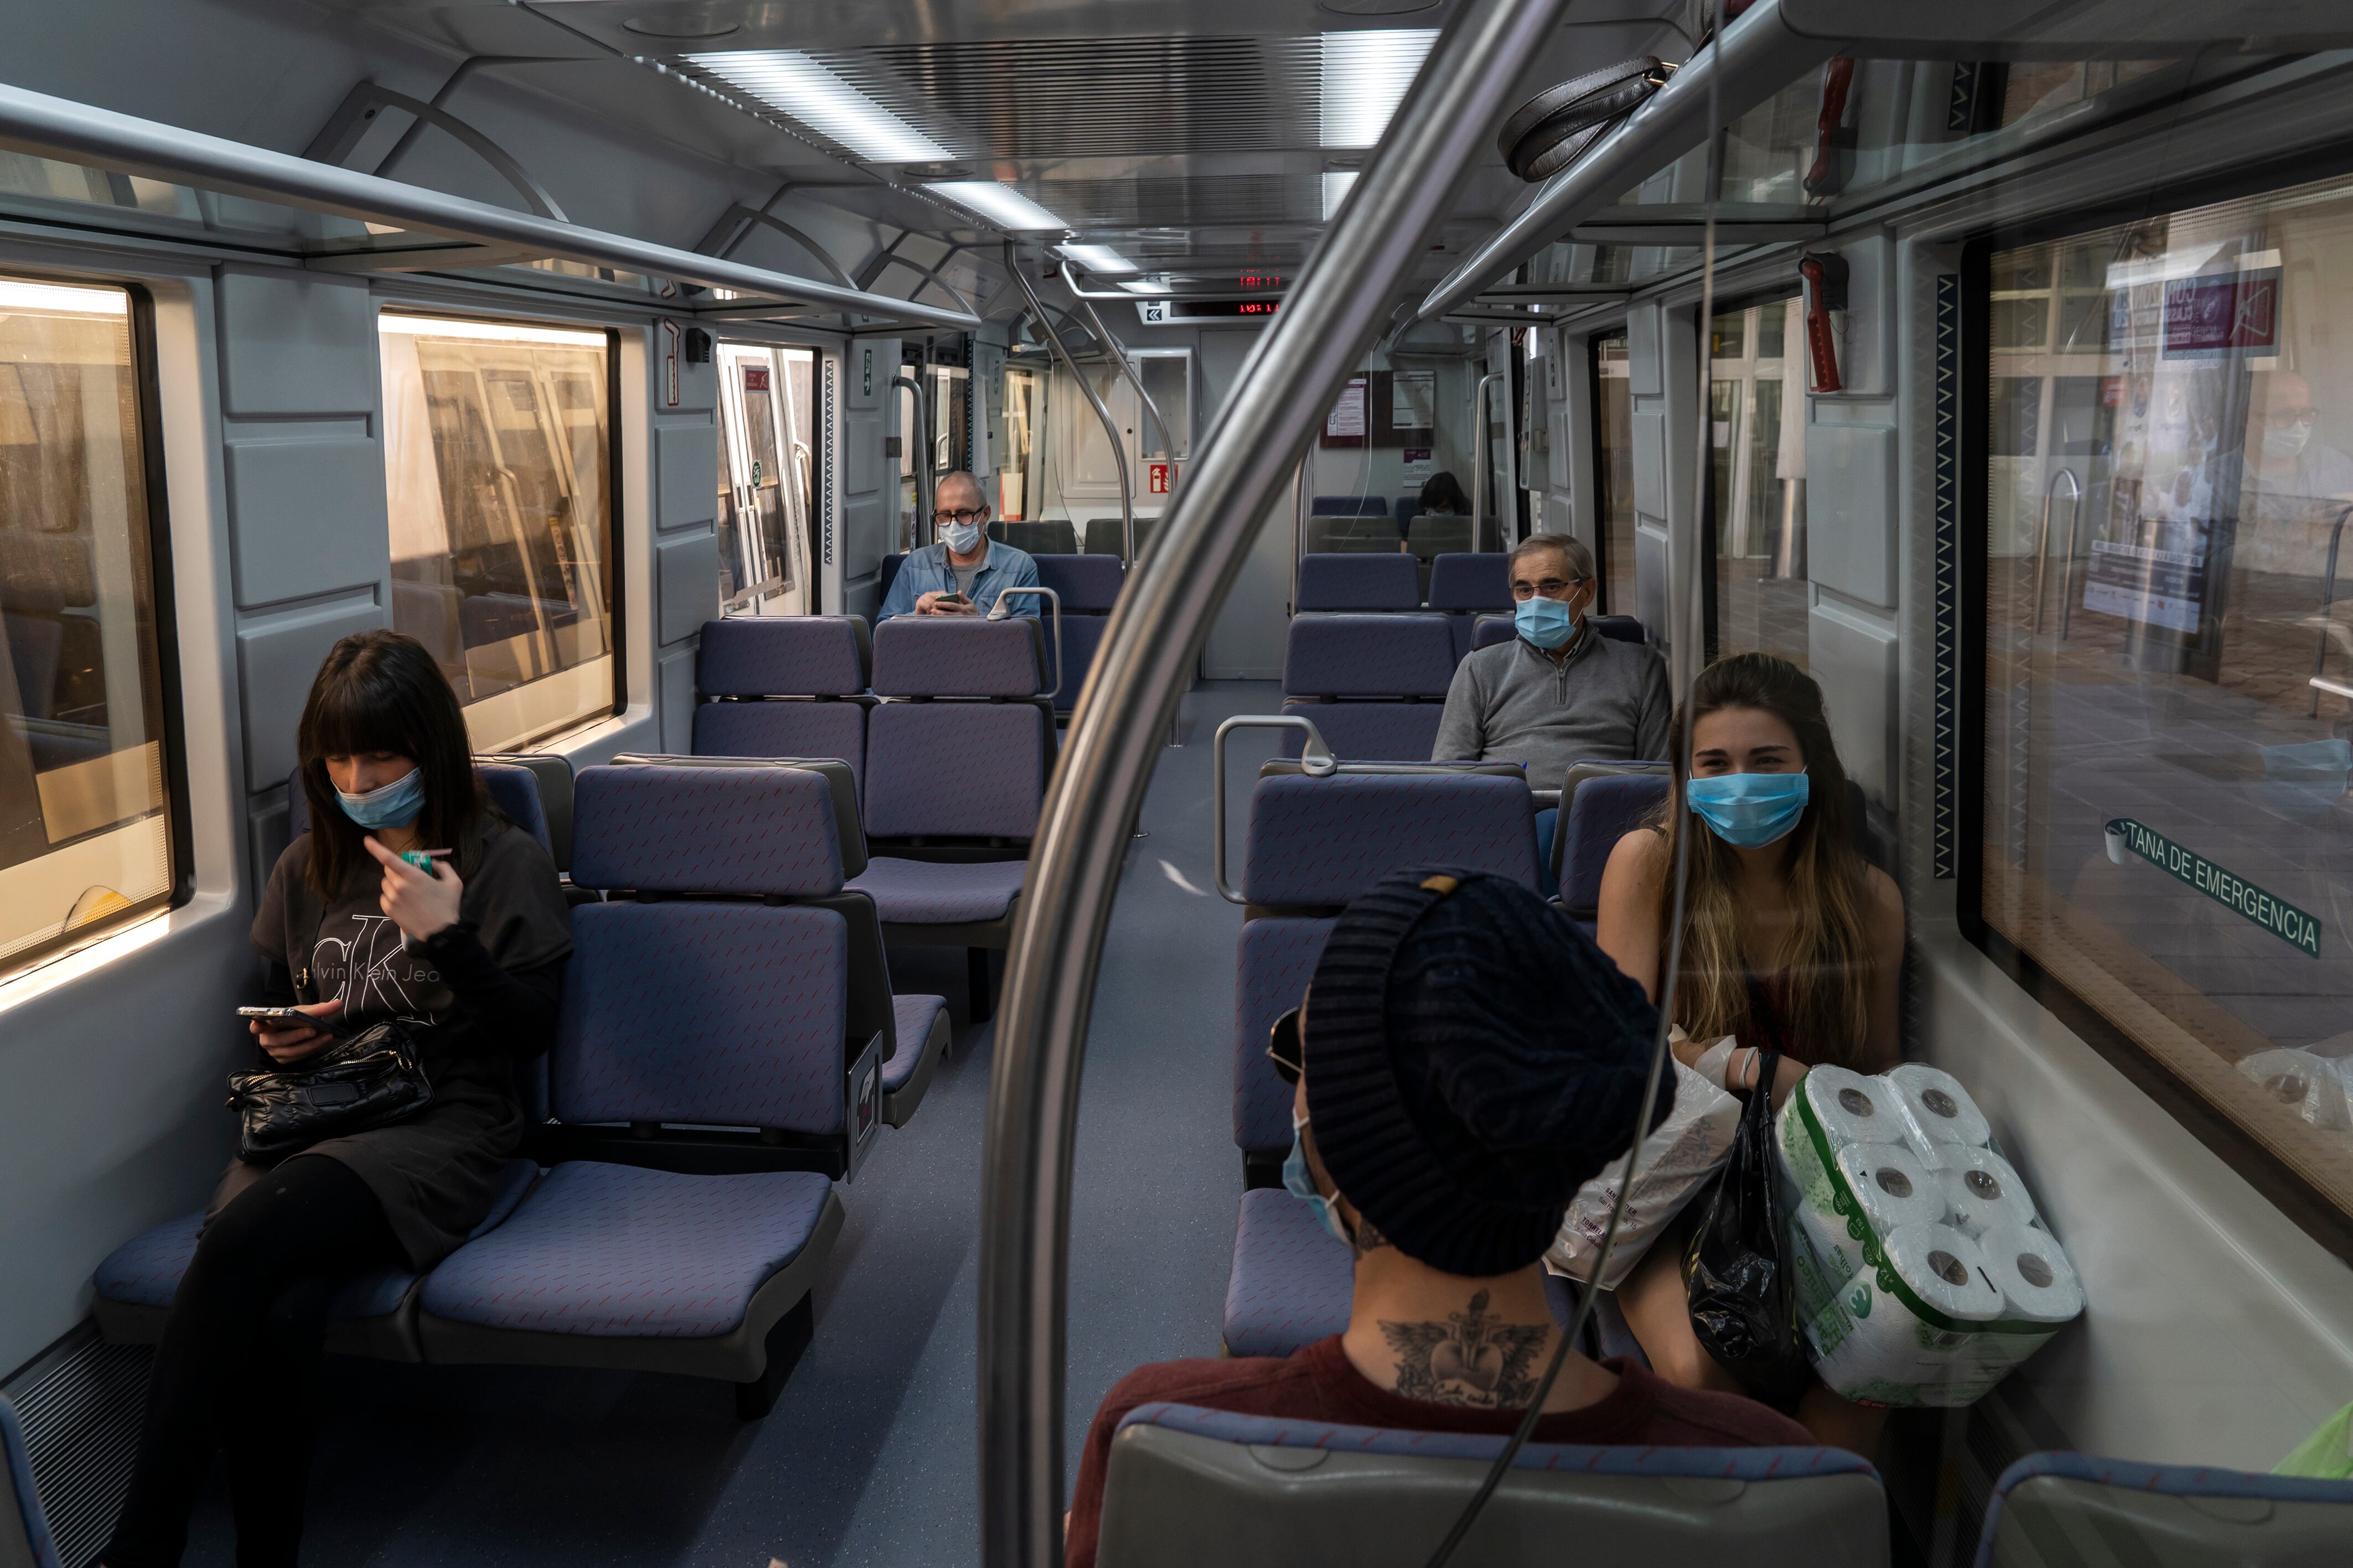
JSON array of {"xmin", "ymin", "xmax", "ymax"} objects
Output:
[{"xmin": 0, "ymin": 82, "xmax": 979, "ymax": 331}]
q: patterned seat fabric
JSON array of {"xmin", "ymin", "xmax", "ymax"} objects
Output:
[
  {"xmin": 1427, "ymin": 553, "xmax": 1510, "ymax": 614},
  {"xmin": 1034, "ymin": 554, "xmax": 1123, "ymax": 613},
  {"xmin": 1558, "ymin": 774, "xmax": 1668, "ymax": 916},
  {"xmin": 554, "ymin": 902, "xmax": 849, "ymax": 1133},
  {"xmin": 92, "ymin": 1159, "xmax": 539, "ymax": 1319},
  {"xmin": 418, "ymin": 1162, "xmax": 835, "ymax": 1338},
  {"xmin": 691, "ymin": 701, "xmax": 866, "ymax": 794},
  {"xmin": 1977, "ymin": 1455, "xmax": 2353, "ymax": 1568},
  {"xmin": 1471, "ymin": 612, "xmax": 1515, "ymax": 653},
  {"xmin": 1241, "ymin": 772, "xmax": 1539, "ymax": 907},
  {"xmin": 1277, "ymin": 701, "xmax": 1444, "ymax": 764},
  {"xmin": 569, "ymin": 764, "xmax": 844, "ymax": 896},
  {"xmin": 1295, "ymin": 554, "xmax": 1421, "ymax": 612},
  {"xmin": 885, "ymin": 994, "xmax": 948, "ymax": 1092},
  {"xmin": 1223, "ymin": 1188, "xmax": 1354, "ymax": 1358},
  {"xmin": 870, "ymin": 616, "xmax": 1040, "ymax": 698},
  {"xmin": 696, "ymin": 615, "xmax": 867, "ymax": 697},
  {"xmin": 1232, "ymin": 917, "xmax": 1333, "ymax": 1154},
  {"xmin": 864, "ymin": 703, "xmax": 1043, "ymax": 839},
  {"xmin": 1282, "ymin": 614, "xmax": 1454, "ymax": 698},
  {"xmin": 848, "ymin": 857, "xmax": 1028, "ymax": 925}
]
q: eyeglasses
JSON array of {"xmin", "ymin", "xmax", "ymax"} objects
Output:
[
  {"xmin": 1510, "ymin": 577, "xmax": 1590, "ymax": 600},
  {"xmin": 932, "ymin": 507, "xmax": 988, "ymax": 525},
  {"xmin": 2262, "ymin": 407, "xmax": 2320, "ymax": 427},
  {"xmin": 1267, "ymin": 1007, "xmax": 1303, "ymax": 1086}
]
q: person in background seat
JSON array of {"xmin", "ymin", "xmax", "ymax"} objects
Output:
[
  {"xmin": 1063, "ymin": 867, "xmax": 1813, "ymax": 1568},
  {"xmin": 101, "ymin": 630, "xmax": 571, "ymax": 1568},
  {"xmin": 878, "ymin": 469, "xmax": 1041, "ymax": 619},
  {"xmin": 1432, "ymin": 533, "xmax": 1670, "ymax": 778},
  {"xmin": 1404, "ymin": 469, "xmax": 1473, "ymax": 543},
  {"xmin": 1594, "ymin": 651, "xmax": 1904, "ymax": 1457}
]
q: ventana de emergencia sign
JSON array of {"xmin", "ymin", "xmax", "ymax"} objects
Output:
[{"xmin": 2104, "ymin": 817, "xmax": 2323, "ymax": 958}]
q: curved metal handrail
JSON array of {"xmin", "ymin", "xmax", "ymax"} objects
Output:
[
  {"xmin": 2030, "ymin": 466, "xmax": 2082, "ymax": 638},
  {"xmin": 890, "ymin": 374, "xmax": 934, "ymax": 552},
  {"xmin": 987, "ymin": 586, "xmax": 1064, "ymax": 702},
  {"xmin": 1210, "ymin": 716, "xmax": 1338, "ymax": 904},
  {"xmin": 1472, "ymin": 371, "xmax": 1505, "ymax": 549},
  {"xmin": 1008, "ymin": 246, "xmax": 1136, "ymax": 564},
  {"xmin": 976, "ymin": 1, "xmax": 1574, "ymax": 1561},
  {"xmin": 1060, "ymin": 261, "xmax": 1179, "ymax": 479}
]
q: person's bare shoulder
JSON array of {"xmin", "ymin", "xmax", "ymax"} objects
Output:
[
  {"xmin": 1863, "ymin": 864, "xmax": 1905, "ymax": 931},
  {"xmin": 1601, "ymin": 822, "xmax": 1668, "ymax": 888}
]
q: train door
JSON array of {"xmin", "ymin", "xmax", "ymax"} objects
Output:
[
  {"xmin": 716, "ymin": 342, "xmax": 815, "ymax": 616},
  {"xmin": 1045, "ymin": 350, "xmax": 1191, "ymax": 516}
]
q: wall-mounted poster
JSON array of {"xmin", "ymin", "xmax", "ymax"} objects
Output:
[
  {"xmin": 1392, "ymin": 370, "xmax": 1435, "ymax": 431},
  {"xmin": 1402, "ymin": 447, "xmax": 1435, "ymax": 487},
  {"xmin": 1324, "ymin": 376, "xmax": 1367, "ymax": 444}
]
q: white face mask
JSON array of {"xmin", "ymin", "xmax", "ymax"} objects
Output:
[
  {"xmin": 2262, "ymin": 420, "xmax": 2315, "ymax": 461},
  {"xmin": 940, "ymin": 519, "xmax": 983, "ymax": 554}
]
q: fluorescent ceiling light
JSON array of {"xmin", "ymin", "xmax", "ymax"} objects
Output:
[
  {"xmin": 687, "ymin": 50, "xmax": 948, "ymax": 163},
  {"xmin": 1060, "ymin": 244, "xmax": 1138, "ymax": 275},
  {"xmin": 927, "ymin": 181, "xmax": 1066, "ymax": 233},
  {"xmin": 1320, "ymin": 29, "xmax": 1438, "ymax": 149},
  {"xmin": 0, "ymin": 277, "xmax": 127, "ymax": 315},
  {"xmin": 1323, "ymin": 171, "xmax": 1359, "ymax": 220},
  {"xmin": 379, "ymin": 313, "xmax": 607, "ymax": 348}
]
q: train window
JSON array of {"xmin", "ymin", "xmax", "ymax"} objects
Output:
[
  {"xmin": 1978, "ymin": 170, "xmax": 2353, "ymax": 1223},
  {"xmin": 1590, "ymin": 333, "xmax": 1635, "ymax": 615},
  {"xmin": 716, "ymin": 344, "xmax": 817, "ymax": 614},
  {"xmin": 0, "ymin": 275, "xmax": 177, "ymax": 975},
  {"xmin": 1706, "ymin": 294, "xmax": 1807, "ymax": 668},
  {"xmin": 379, "ymin": 313, "xmax": 617, "ymax": 751}
]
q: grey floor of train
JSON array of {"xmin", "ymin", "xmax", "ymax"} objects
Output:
[{"xmin": 174, "ymin": 680, "xmax": 1286, "ymax": 1568}]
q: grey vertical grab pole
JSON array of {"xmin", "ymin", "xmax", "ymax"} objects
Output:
[
  {"xmin": 890, "ymin": 373, "xmax": 934, "ymax": 548},
  {"xmin": 975, "ymin": 1, "xmax": 1573, "ymax": 1564},
  {"xmin": 1008, "ymin": 249, "xmax": 1136, "ymax": 564},
  {"xmin": 1472, "ymin": 371, "xmax": 1503, "ymax": 550},
  {"xmin": 1060, "ymin": 260, "xmax": 1178, "ymax": 480}
]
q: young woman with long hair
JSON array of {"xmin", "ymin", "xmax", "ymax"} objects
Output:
[
  {"xmin": 1594, "ymin": 652, "xmax": 1904, "ymax": 1453},
  {"xmin": 102, "ymin": 629, "xmax": 570, "ymax": 1568}
]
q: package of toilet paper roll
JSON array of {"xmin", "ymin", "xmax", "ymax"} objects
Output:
[{"xmin": 1777, "ymin": 1066, "xmax": 2082, "ymax": 1406}]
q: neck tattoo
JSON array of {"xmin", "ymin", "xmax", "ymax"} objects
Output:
[{"xmin": 1376, "ymin": 1289, "xmax": 1550, "ymax": 1409}]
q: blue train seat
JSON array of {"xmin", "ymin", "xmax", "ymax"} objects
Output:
[
  {"xmin": 849, "ymin": 617, "xmax": 1049, "ymax": 1021},
  {"xmin": 1222, "ymin": 1187, "xmax": 1354, "ymax": 1357},
  {"xmin": 1427, "ymin": 553, "xmax": 1510, "ymax": 663},
  {"xmin": 1279, "ymin": 614, "xmax": 1456, "ymax": 762},
  {"xmin": 1552, "ymin": 765, "xmax": 1672, "ymax": 930},
  {"xmin": 1033, "ymin": 553, "xmax": 1123, "ymax": 716},
  {"xmin": 1294, "ymin": 553, "xmax": 1421, "ymax": 611},
  {"xmin": 1312, "ymin": 495, "xmax": 1388, "ymax": 517},
  {"xmin": 991, "ymin": 520, "xmax": 1078, "ymax": 554},
  {"xmin": 417, "ymin": 762, "xmax": 867, "ymax": 1417},
  {"xmin": 0, "ymin": 1393, "xmax": 60, "ymax": 1568},
  {"xmin": 1976, "ymin": 1453, "xmax": 2353, "ymax": 1567},
  {"xmin": 693, "ymin": 616, "xmax": 873, "ymax": 794},
  {"xmin": 1095, "ymin": 1407, "xmax": 1889, "ymax": 1568}
]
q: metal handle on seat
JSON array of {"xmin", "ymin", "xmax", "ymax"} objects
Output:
[
  {"xmin": 2030, "ymin": 466, "xmax": 2081, "ymax": 638},
  {"xmin": 988, "ymin": 586, "xmax": 1064, "ymax": 700},
  {"xmin": 1473, "ymin": 371, "xmax": 1504, "ymax": 550},
  {"xmin": 1211, "ymin": 715, "xmax": 1336, "ymax": 905},
  {"xmin": 1008, "ymin": 248, "xmax": 1136, "ymax": 565}
]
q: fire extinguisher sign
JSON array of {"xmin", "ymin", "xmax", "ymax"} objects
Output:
[{"xmin": 1149, "ymin": 461, "xmax": 1174, "ymax": 495}]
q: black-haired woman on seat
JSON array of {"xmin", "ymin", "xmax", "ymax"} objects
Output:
[
  {"xmin": 102, "ymin": 629, "xmax": 569, "ymax": 1568},
  {"xmin": 1406, "ymin": 469, "xmax": 1473, "ymax": 543}
]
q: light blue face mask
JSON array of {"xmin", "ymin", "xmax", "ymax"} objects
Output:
[
  {"xmin": 336, "ymin": 766, "xmax": 426, "ymax": 831},
  {"xmin": 1687, "ymin": 771, "xmax": 1810, "ymax": 849},
  {"xmin": 1283, "ymin": 1112, "xmax": 1355, "ymax": 1248},
  {"xmin": 1514, "ymin": 593, "xmax": 1579, "ymax": 651},
  {"xmin": 940, "ymin": 520, "xmax": 983, "ymax": 554}
]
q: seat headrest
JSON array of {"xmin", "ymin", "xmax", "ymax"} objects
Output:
[
  {"xmin": 1557, "ymin": 773, "xmax": 1669, "ymax": 911},
  {"xmin": 473, "ymin": 761, "xmax": 552, "ymax": 854},
  {"xmin": 697, "ymin": 615, "xmax": 869, "ymax": 697},
  {"xmin": 1312, "ymin": 495, "xmax": 1388, "ymax": 517},
  {"xmin": 1295, "ymin": 553, "xmax": 1422, "ymax": 612},
  {"xmin": 569, "ymin": 764, "xmax": 844, "ymax": 895},
  {"xmin": 1428, "ymin": 553, "xmax": 1512, "ymax": 612},
  {"xmin": 1282, "ymin": 614, "xmax": 1455, "ymax": 698},
  {"xmin": 1241, "ymin": 771, "xmax": 1537, "ymax": 906},
  {"xmin": 1592, "ymin": 614, "xmax": 1645, "ymax": 644},
  {"xmin": 1471, "ymin": 613, "xmax": 1516, "ymax": 652},
  {"xmin": 1033, "ymin": 553, "xmax": 1124, "ymax": 612},
  {"xmin": 870, "ymin": 616, "xmax": 1041, "ymax": 697}
]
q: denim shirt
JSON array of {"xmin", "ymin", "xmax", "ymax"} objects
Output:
[{"xmin": 877, "ymin": 540, "xmax": 1041, "ymax": 619}]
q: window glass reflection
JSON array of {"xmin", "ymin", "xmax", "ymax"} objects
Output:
[{"xmin": 1708, "ymin": 295, "xmax": 1808, "ymax": 669}]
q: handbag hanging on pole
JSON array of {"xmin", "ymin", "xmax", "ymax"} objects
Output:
[{"xmin": 1681, "ymin": 1046, "xmax": 1814, "ymax": 1411}]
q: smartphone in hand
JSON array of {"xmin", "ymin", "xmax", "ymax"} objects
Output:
[{"xmin": 237, "ymin": 1005, "xmax": 351, "ymax": 1038}]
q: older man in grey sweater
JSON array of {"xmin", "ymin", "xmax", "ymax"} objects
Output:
[{"xmin": 1432, "ymin": 534, "xmax": 1671, "ymax": 787}]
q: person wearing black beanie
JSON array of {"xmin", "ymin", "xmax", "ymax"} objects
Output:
[{"xmin": 1062, "ymin": 867, "xmax": 1815, "ymax": 1568}]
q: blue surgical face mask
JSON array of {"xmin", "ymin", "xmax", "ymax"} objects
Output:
[
  {"xmin": 1686, "ymin": 771, "xmax": 1810, "ymax": 849},
  {"xmin": 1514, "ymin": 593, "xmax": 1579, "ymax": 651},
  {"xmin": 1283, "ymin": 1112, "xmax": 1355, "ymax": 1248},
  {"xmin": 940, "ymin": 520, "xmax": 983, "ymax": 554},
  {"xmin": 336, "ymin": 766, "xmax": 426, "ymax": 831}
]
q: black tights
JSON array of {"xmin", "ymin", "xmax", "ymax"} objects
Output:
[{"xmin": 105, "ymin": 1155, "xmax": 401, "ymax": 1568}]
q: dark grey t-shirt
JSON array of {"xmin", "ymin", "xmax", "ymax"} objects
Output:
[{"xmin": 952, "ymin": 560, "xmax": 982, "ymax": 600}]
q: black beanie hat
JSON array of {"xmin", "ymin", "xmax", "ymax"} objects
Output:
[{"xmin": 1303, "ymin": 865, "xmax": 1669, "ymax": 1278}]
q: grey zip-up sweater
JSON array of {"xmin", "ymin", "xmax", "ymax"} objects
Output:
[{"xmin": 1432, "ymin": 630, "xmax": 1672, "ymax": 788}]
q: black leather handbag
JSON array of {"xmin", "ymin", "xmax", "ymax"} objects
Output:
[{"xmin": 227, "ymin": 1020, "xmax": 433, "ymax": 1164}]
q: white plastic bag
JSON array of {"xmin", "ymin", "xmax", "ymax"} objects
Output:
[{"xmin": 1548, "ymin": 1058, "xmax": 1741, "ymax": 1290}]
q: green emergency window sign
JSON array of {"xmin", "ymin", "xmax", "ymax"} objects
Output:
[{"xmin": 2104, "ymin": 817, "xmax": 2323, "ymax": 958}]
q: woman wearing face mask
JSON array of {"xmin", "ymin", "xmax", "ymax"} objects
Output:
[
  {"xmin": 101, "ymin": 630, "xmax": 570, "ymax": 1568},
  {"xmin": 1591, "ymin": 652, "xmax": 1903, "ymax": 1453}
]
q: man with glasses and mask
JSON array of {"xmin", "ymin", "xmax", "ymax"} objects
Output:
[
  {"xmin": 1060, "ymin": 868, "xmax": 1811, "ymax": 1568},
  {"xmin": 877, "ymin": 469, "xmax": 1042, "ymax": 619},
  {"xmin": 1432, "ymin": 533, "xmax": 1670, "ymax": 776}
]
